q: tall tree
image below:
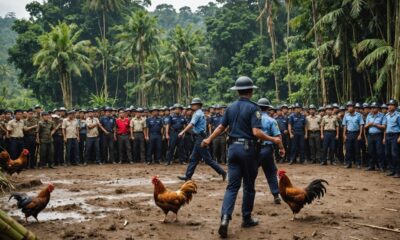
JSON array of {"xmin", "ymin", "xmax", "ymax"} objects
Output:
[{"xmin": 33, "ymin": 22, "xmax": 92, "ymax": 108}]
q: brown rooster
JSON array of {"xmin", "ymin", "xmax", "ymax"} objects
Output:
[
  {"xmin": 278, "ymin": 169, "xmax": 328, "ymax": 220},
  {"xmin": 152, "ymin": 176, "xmax": 197, "ymax": 222},
  {"xmin": 9, "ymin": 183, "xmax": 55, "ymax": 223},
  {"xmin": 0, "ymin": 149, "xmax": 29, "ymax": 175}
]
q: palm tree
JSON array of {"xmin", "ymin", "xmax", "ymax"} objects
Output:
[
  {"xmin": 94, "ymin": 37, "xmax": 111, "ymax": 98},
  {"xmin": 33, "ymin": 22, "xmax": 92, "ymax": 108},
  {"xmin": 115, "ymin": 10, "xmax": 160, "ymax": 106}
]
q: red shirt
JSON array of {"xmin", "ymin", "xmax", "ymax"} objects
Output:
[{"xmin": 116, "ymin": 118, "xmax": 130, "ymax": 135}]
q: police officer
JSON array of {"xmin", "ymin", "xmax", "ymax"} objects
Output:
[
  {"xmin": 37, "ymin": 112, "xmax": 55, "ymax": 168},
  {"xmin": 53, "ymin": 108, "xmax": 65, "ymax": 166},
  {"xmin": 383, "ymin": 99, "xmax": 400, "ymax": 178},
  {"xmin": 183, "ymin": 107, "xmax": 194, "ymax": 159},
  {"xmin": 275, "ymin": 106, "xmax": 289, "ymax": 163},
  {"xmin": 145, "ymin": 107, "xmax": 163, "ymax": 165},
  {"xmin": 130, "ymin": 108, "xmax": 147, "ymax": 163},
  {"xmin": 201, "ymin": 77, "xmax": 281, "ymax": 238},
  {"xmin": 23, "ymin": 109, "xmax": 38, "ymax": 169},
  {"xmin": 320, "ymin": 105, "xmax": 339, "ymax": 165},
  {"xmin": 364, "ymin": 102, "xmax": 385, "ymax": 171},
  {"xmin": 100, "ymin": 107, "xmax": 116, "ymax": 164},
  {"xmin": 177, "ymin": 98, "xmax": 226, "ymax": 181},
  {"xmin": 306, "ymin": 104, "xmax": 321, "ymax": 163},
  {"xmin": 210, "ymin": 104, "xmax": 227, "ymax": 164},
  {"xmin": 342, "ymin": 101, "xmax": 364, "ymax": 168},
  {"xmin": 257, "ymin": 98, "xmax": 285, "ymax": 204},
  {"xmin": 288, "ymin": 103, "xmax": 307, "ymax": 164},
  {"xmin": 6, "ymin": 109, "xmax": 25, "ymax": 159},
  {"xmin": 165, "ymin": 104, "xmax": 187, "ymax": 165}
]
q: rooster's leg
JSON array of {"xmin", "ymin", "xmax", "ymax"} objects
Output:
[
  {"xmin": 291, "ymin": 214, "xmax": 296, "ymax": 221},
  {"xmin": 34, "ymin": 216, "xmax": 39, "ymax": 222},
  {"xmin": 25, "ymin": 217, "xmax": 28, "ymax": 224},
  {"xmin": 174, "ymin": 213, "xmax": 179, "ymax": 222},
  {"xmin": 159, "ymin": 213, "xmax": 168, "ymax": 223}
]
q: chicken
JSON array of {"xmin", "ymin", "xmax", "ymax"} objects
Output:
[
  {"xmin": 278, "ymin": 169, "xmax": 328, "ymax": 220},
  {"xmin": 152, "ymin": 176, "xmax": 197, "ymax": 222},
  {"xmin": 9, "ymin": 183, "xmax": 55, "ymax": 223},
  {"xmin": 0, "ymin": 149, "xmax": 29, "ymax": 175}
]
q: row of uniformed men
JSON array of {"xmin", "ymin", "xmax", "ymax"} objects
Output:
[{"xmin": 0, "ymin": 104, "xmax": 229, "ymax": 168}]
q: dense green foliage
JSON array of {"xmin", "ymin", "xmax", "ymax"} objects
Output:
[{"xmin": 2, "ymin": 0, "xmax": 400, "ymax": 108}]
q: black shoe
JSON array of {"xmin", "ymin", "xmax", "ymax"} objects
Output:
[
  {"xmin": 241, "ymin": 217, "xmax": 259, "ymax": 228},
  {"xmin": 180, "ymin": 162, "xmax": 186, "ymax": 165},
  {"xmin": 288, "ymin": 161, "xmax": 294, "ymax": 165},
  {"xmin": 365, "ymin": 167, "xmax": 375, "ymax": 171},
  {"xmin": 320, "ymin": 162, "xmax": 327, "ymax": 166},
  {"xmin": 273, "ymin": 194, "xmax": 281, "ymax": 204},
  {"xmin": 221, "ymin": 172, "xmax": 227, "ymax": 181},
  {"xmin": 331, "ymin": 162, "xmax": 337, "ymax": 166},
  {"xmin": 345, "ymin": 164, "xmax": 352, "ymax": 169},
  {"xmin": 146, "ymin": 162, "xmax": 151, "ymax": 165},
  {"xmin": 218, "ymin": 215, "xmax": 230, "ymax": 238},
  {"xmin": 387, "ymin": 172, "xmax": 396, "ymax": 176},
  {"xmin": 177, "ymin": 176, "xmax": 189, "ymax": 181},
  {"xmin": 49, "ymin": 166, "xmax": 57, "ymax": 169},
  {"xmin": 393, "ymin": 174, "xmax": 400, "ymax": 178},
  {"xmin": 165, "ymin": 162, "xmax": 170, "ymax": 166},
  {"xmin": 356, "ymin": 165, "xmax": 361, "ymax": 169}
]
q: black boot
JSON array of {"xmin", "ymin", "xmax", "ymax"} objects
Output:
[
  {"xmin": 241, "ymin": 216, "xmax": 259, "ymax": 228},
  {"xmin": 218, "ymin": 215, "xmax": 230, "ymax": 238}
]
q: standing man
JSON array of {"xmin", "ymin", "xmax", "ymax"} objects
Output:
[
  {"xmin": 145, "ymin": 107, "xmax": 163, "ymax": 165},
  {"xmin": 62, "ymin": 110, "xmax": 80, "ymax": 166},
  {"xmin": 53, "ymin": 108, "xmax": 66, "ymax": 166},
  {"xmin": 210, "ymin": 105, "xmax": 227, "ymax": 164},
  {"xmin": 257, "ymin": 98, "xmax": 285, "ymax": 204},
  {"xmin": 0, "ymin": 110, "xmax": 7, "ymax": 151},
  {"xmin": 201, "ymin": 77, "xmax": 281, "ymax": 238},
  {"xmin": 78, "ymin": 110, "xmax": 87, "ymax": 162},
  {"xmin": 6, "ymin": 109, "xmax": 25, "ymax": 159},
  {"xmin": 275, "ymin": 105, "xmax": 289, "ymax": 163},
  {"xmin": 288, "ymin": 103, "xmax": 307, "ymax": 165},
  {"xmin": 86, "ymin": 109, "xmax": 108, "ymax": 165},
  {"xmin": 36, "ymin": 112, "xmax": 55, "ymax": 169},
  {"xmin": 306, "ymin": 104, "xmax": 321, "ymax": 164},
  {"xmin": 383, "ymin": 99, "xmax": 400, "ymax": 177},
  {"xmin": 165, "ymin": 104, "xmax": 187, "ymax": 165},
  {"xmin": 342, "ymin": 101, "xmax": 364, "ymax": 169},
  {"xmin": 115, "ymin": 109, "xmax": 132, "ymax": 164},
  {"xmin": 23, "ymin": 109, "xmax": 38, "ymax": 169},
  {"xmin": 177, "ymin": 98, "xmax": 227, "ymax": 181},
  {"xmin": 130, "ymin": 108, "xmax": 146, "ymax": 163},
  {"xmin": 100, "ymin": 107, "xmax": 116, "ymax": 164},
  {"xmin": 365, "ymin": 102, "xmax": 385, "ymax": 171},
  {"xmin": 320, "ymin": 105, "xmax": 339, "ymax": 165}
]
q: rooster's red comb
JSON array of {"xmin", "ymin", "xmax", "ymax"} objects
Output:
[{"xmin": 278, "ymin": 169, "xmax": 286, "ymax": 175}]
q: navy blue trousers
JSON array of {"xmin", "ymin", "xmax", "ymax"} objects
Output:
[
  {"xmin": 322, "ymin": 131, "xmax": 336, "ymax": 163},
  {"xmin": 367, "ymin": 133, "xmax": 383, "ymax": 169},
  {"xmin": 166, "ymin": 132, "xmax": 185, "ymax": 164},
  {"xmin": 85, "ymin": 137, "xmax": 100, "ymax": 163},
  {"xmin": 290, "ymin": 133, "xmax": 305, "ymax": 163},
  {"xmin": 385, "ymin": 133, "xmax": 399, "ymax": 174},
  {"xmin": 147, "ymin": 134, "xmax": 162, "ymax": 163},
  {"xmin": 66, "ymin": 138, "xmax": 81, "ymax": 165},
  {"xmin": 221, "ymin": 143, "xmax": 258, "ymax": 219},
  {"xmin": 258, "ymin": 145, "xmax": 279, "ymax": 195},
  {"xmin": 345, "ymin": 132, "xmax": 360, "ymax": 166}
]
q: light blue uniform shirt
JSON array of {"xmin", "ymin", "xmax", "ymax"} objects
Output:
[
  {"xmin": 190, "ymin": 109, "xmax": 206, "ymax": 134},
  {"xmin": 261, "ymin": 112, "xmax": 281, "ymax": 145},
  {"xmin": 383, "ymin": 111, "xmax": 400, "ymax": 133},
  {"xmin": 365, "ymin": 112, "xmax": 384, "ymax": 134},
  {"xmin": 342, "ymin": 112, "xmax": 364, "ymax": 132}
]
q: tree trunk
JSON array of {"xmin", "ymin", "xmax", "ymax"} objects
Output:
[
  {"xmin": 311, "ymin": 0, "xmax": 327, "ymax": 105},
  {"xmin": 186, "ymin": 70, "xmax": 191, "ymax": 104},
  {"xmin": 286, "ymin": 0, "xmax": 292, "ymax": 96},
  {"xmin": 395, "ymin": 0, "xmax": 400, "ymax": 99},
  {"xmin": 177, "ymin": 60, "xmax": 182, "ymax": 103},
  {"xmin": 266, "ymin": 0, "xmax": 280, "ymax": 101}
]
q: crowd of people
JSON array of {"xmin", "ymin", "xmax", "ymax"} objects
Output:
[{"xmin": 0, "ymin": 99, "xmax": 400, "ymax": 178}]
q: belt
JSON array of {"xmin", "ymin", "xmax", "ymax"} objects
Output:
[
  {"xmin": 260, "ymin": 142, "xmax": 273, "ymax": 146},
  {"xmin": 368, "ymin": 132, "xmax": 383, "ymax": 135},
  {"xmin": 134, "ymin": 131, "xmax": 143, "ymax": 134},
  {"xmin": 324, "ymin": 130, "xmax": 335, "ymax": 132},
  {"xmin": 347, "ymin": 131, "xmax": 359, "ymax": 134},
  {"xmin": 230, "ymin": 138, "xmax": 257, "ymax": 145},
  {"xmin": 118, "ymin": 133, "xmax": 129, "ymax": 136},
  {"xmin": 309, "ymin": 130, "xmax": 319, "ymax": 133},
  {"xmin": 10, "ymin": 137, "xmax": 23, "ymax": 139},
  {"xmin": 386, "ymin": 132, "xmax": 399, "ymax": 136}
]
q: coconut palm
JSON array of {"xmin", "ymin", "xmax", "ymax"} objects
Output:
[{"xmin": 33, "ymin": 22, "xmax": 92, "ymax": 108}]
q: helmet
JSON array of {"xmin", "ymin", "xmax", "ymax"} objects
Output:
[
  {"xmin": 230, "ymin": 76, "xmax": 258, "ymax": 91},
  {"xmin": 59, "ymin": 107, "xmax": 67, "ymax": 112},
  {"xmin": 332, "ymin": 103, "xmax": 339, "ymax": 109},
  {"xmin": 215, "ymin": 104, "xmax": 222, "ymax": 109},
  {"xmin": 172, "ymin": 103, "xmax": 183, "ymax": 109},
  {"xmin": 150, "ymin": 106, "xmax": 159, "ymax": 112},
  {"xmin": 354, "ymin": 103, "xmax": 362, "ymax": 108},
  {"xmin": 280, "ymin": 104, "xmax": 288, "ymax": 109},
  {"xmin": 257, "ymin": 98, "xmax": 271, "ymax": 107},
  {"xmin": 339, "ymin": 106, "xmax": 346, "ymax": 111},
  {"xmin": 309, "ymin": 104, "xmax": 316, "ymax": 110},
  {"xmin": 137, "ymin": 108, "xmax": 144, "ymax": 112},
  {"xmin": 370, "ymin": 102, "xmax": 379, "ymax": 108},
  {"xmin": 346, "ymin": 101, "xmax": 354, "ymax": 107},
  {"xmin": 104, "ymin": 107, "xmax": 113, "ymax": 111},
  {"xmin": 387, "ymin": 99, "xmax": 398, "ymax": 106},
  {"xmin": 293, "ymin": 103, "xmax": 302, "ymax": 108},
  {"xmin": 190, "ymin": 98, "xmax": 203, "ymax": 105},
  {"xmin": 362, "ymin": 103, "xmax": 370, "ymax": 108},
  {"xmin": 325, "ymin": 104, "xmax": 333, "ymax": 110},
  {"xmin": 318, "ymin": 107, "xmax": 325, "ymax": 112},
  {"xmin": 34, "ymin": 104, "xmax": 41, "ymax": 109},
  {"xmin": 381, "ymin": 104, "xmax": 388, "ymax": 109}
]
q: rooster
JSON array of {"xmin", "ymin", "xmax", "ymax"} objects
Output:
[
  {"xmin": 9, "ymin": 183, "xmax": 55, "ymax": 223},
  {"xmin": 278, "ymin": 169, "xmax": 328, "ymax": 220},
  {"xmin": 152, "ymin": 176, "xmax": 197, "ymax": 222},
  {"xmin": 0, "ymin": 149, "xmax": 29, "ymax": 175}
]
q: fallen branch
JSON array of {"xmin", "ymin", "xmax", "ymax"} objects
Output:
[
  {"xmin": 382, "ymin": 207, "xmax": 399, "ymax": 212},
  {"xmin": 353, "ymin": 222, "xmax": 400, "ymax": 233},
  {"xmin": 338, "ymin": 186, "xmax": 357, "ymax": 190}
]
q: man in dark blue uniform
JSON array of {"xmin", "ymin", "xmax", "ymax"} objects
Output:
[
  {"xmin": 201, "ymin": 77, "xmax": 281, "ymax": 238},
  {"xmin": 165, "ymin": 104, "xmax": 187, "ymax": 165},
  {"xmin": 100, "ymin": 107, "xmax": 116, "ymax": 164},
  {"xmin": 342, "ymin": 101, "xmax": 364, "ymax": 168},
  {"xmin": 210, "ymin": 104, "xmax": 227, "ymax": 164},
  {"xmin": 383, "ymin": 99, "xmax": 400, "ymax": 177},
  {"xmin": 288, "ymin": 103, "xmax": 307, "ymax": 164},
  {"xmin": 177, "ymin": 98, "xmax": 226, "ymax": 181},
  {"xmin": 275, "ymin": 105, "xmax": 289, "ymax": 163},
  {"xmin": 364, "ymin": 102, "xmax": 385, "ymax": 171},
  {"xmin": 145, "ymin": 107, "xmax": 163, "ymax": 165}
]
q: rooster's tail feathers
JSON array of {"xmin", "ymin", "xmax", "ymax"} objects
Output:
[
  {"xmin": 305, "ymin": 179, "xmax": 328, "ymax": 204},
  {"xmin": 180, "ymin": 180, "xmax": 198, "ymax": 204},
  {"xmin": 9, "ymin": 193, "xmax": 31, "ymax": 208}
]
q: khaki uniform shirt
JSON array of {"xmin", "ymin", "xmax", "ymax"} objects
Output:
[
  {"xmin": 7, "ymin": 119, "xmax": 25, "ymax": 138},
  {"xmin": 86, "ymin": 117, "xmax": 100, "ymax": 137},
  {"xmin": 130, "ymin": 117, "xmax": 146, "ymax": 132},
  {"xmin": 0, "ymin": 120, "xmax": 6, "ymax": 137},
  {"xmin": 24, "ymin": 118, "xmax": 39, "ymax": 136},
  {"xmin": 306, "ymin": 115, "xmax": 321, "ymax": 131},
  {"xmin": 53, "ymin": 118, "xmax": 63, "ymax": 136},
  {"xmin": 321, "ymin": 115, "xmax": 339, "ymax": 131},
  {"xmin": 37, "ymin": 120, "xmax": 54, "ymax": 143},
  {"xmin": 62, "ymin": 118, "xmax": 79, "ymax": 139}
]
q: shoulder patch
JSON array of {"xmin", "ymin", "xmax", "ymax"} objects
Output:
[{"xmin": 256, "ymin": 111, "xmax": 261, "ymax": 119}]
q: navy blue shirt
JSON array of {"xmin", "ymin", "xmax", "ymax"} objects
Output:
[
  {"xmin": 275, "ymin": 115, "xmax": 288, "ymax": 132},
  {"xmin": 146, "ymin": 117, "xmax": 163, "ymax": 135},
  {"xmin": 210, "ymin": 114, "xmax": 223, "ymax": 130},
  {"xmin": 100, "ymin": 116, "xmax": 115, "ymax": 133},
  {"xmin": 289, "ymin": 113, "xmax": 307, "ymax": 133},
  {"xmin": 221, "ymin": 97, "xmax": 262, "ymax": 140},
  {"xmin": 169, "ymin": 115, "xmax": 187, "ymax": 131}
]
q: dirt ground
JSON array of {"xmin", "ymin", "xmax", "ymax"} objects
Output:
[{"xmin": 1, "ymin": 162, "xmax": 400, "ymax": 240}]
